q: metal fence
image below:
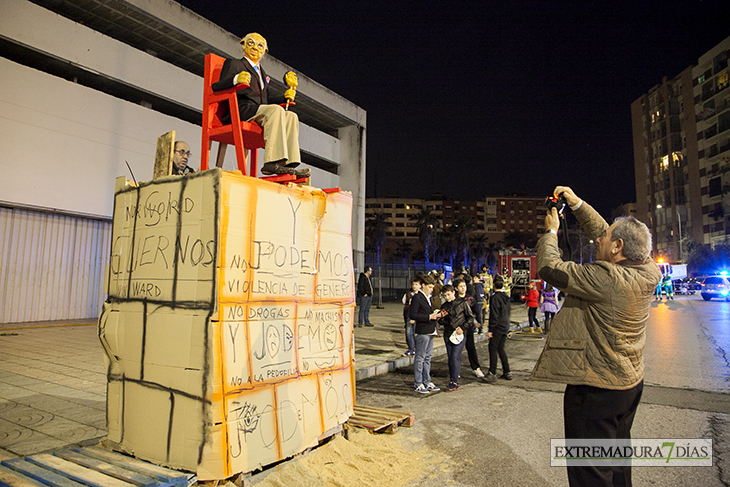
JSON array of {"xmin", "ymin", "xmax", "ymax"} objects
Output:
[{"xmin": 363, "ymin": 261, "xmax": 445, "ymax": 303}]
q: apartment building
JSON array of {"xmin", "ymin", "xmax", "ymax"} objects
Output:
[
  {"xmin": 696, "ymin": 38, "xmax": 730, "ymax": 248},
  {"xmin": 632, "ymin": 35, "xmax": 730, "ymax": 261},
  {"xmin": 365, "ymin": 195, "xmax": 544, "ymax": 259},
  {"xmin": 487, "ymin": 195, "xmax": 547, "ymax": 236}
]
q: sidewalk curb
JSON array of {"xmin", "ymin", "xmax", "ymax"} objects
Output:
[{"xmin": 354, "ymin": 331, "xmax": 494, "ymax": 381}]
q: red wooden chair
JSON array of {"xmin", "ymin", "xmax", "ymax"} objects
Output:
[
  {"xmin": 200, "ymin": 53, "xmax": 312, "ymax": 185},
  {"xmin": 200, "ymin": 53, "xmax": 265, "ymax": 175}
]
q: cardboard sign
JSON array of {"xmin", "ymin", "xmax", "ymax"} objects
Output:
[{"xmin": 99, "ymin": 169, "xmax": 355, "ymax": 480}]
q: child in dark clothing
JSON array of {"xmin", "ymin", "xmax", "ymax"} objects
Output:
[
  {"xmin": 455, "ymin": 278, "xmax": 485, "ymax": 378},
  {"xmin": 485, "ymin": 275, "xmax": 512, "ymax": 382},
  {"xmin": 438, "ymin": 284, "xmax": 474, "ymax": 392}
]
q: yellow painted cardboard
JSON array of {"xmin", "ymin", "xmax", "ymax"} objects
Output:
[{"xmin": 100, "ymin": 169, "xmax": 355, "ymax": 481}]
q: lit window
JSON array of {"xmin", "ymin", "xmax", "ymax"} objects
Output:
[{"xmin": 718, "ymin": 72, "xmax": 729, "ymax": 90}]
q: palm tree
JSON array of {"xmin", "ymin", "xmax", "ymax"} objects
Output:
[
  {"xmin": 394, "ymin": 239, "xmax": 413, "ymax": 263},
  {"xmin": 439, "ymin": 225, "xmax": 458, "ymax": 267},
  {"xmin": 502, "ymin": 230, "xmax": 527, "ymax": 249},
  {"xmin": 410, "ymin": 208, "xmax": 439, "ymax": 265},
  {"xmin": 412, "ymin": 248, "xmax": 426, "ymax": 262},
  {"xmin": 486, "ymin": 240, "xmax": 500, "ymax": 271},
  {"xmin": 365, "ymin": 211, "xmax": 390, "ymax": 265},
  {"xmin": 469, "ymin": 233, "xmax": 488, "ymax": 270},
  {"xmin": 453, "ymin": 217, "xmax": 475, "ymax": 268}
]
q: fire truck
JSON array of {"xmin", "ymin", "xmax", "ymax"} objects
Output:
[{"xmin": 499, "ymin": 249, "xmax": 538, "ymax": 301}]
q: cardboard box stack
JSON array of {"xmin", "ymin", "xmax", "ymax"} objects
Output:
[{"xmin": 99, "ymin": 169, "xmax": 355, "ymax": 480}]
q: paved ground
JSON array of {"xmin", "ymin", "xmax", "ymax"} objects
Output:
[{"xmin": 0, "ymin": 301, "xmax": 530, "ymax": 461}]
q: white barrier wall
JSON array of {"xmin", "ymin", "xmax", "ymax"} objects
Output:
[
  {"xmin": 0, "ymin": 0, "xmax": 364, "ymax": 322},
  {"xmin": 0, "ymin": 57, "xmax": 203, "ymax": 217}
]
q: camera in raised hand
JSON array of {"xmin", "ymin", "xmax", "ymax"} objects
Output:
[{"xmin": 545, "ymin": 193, "xmax": 568, "ymax": 215}]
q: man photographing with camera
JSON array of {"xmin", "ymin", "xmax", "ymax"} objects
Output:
[{"xmin": 532, "ymin": 186, "xmax": 661, "ymax": 487}]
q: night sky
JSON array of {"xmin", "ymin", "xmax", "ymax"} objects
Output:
[{"xmin": 177, "ymin": 0, "xmax": 729, "ymax": 217}]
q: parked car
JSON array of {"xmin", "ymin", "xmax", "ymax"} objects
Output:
[
  {"xmin": 687, "ymin": 277, "xmax": 703, "ymax": 291},
  {"xmin": 674, "ymin": 278, "xmax": 695, "ymax": 295},
  {"xmin": 701, "ymin": 275, "xmax": 730, "ymax": 301}
]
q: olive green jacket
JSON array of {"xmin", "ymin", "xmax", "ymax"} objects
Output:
[{"xmin": 530, "ymin": 202, "xmax": 661, "ymax": 390}]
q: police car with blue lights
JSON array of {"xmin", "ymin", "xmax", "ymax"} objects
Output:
[{"xmin": 701, "ymin": 271, "xmax": 730, "ymax": 301}]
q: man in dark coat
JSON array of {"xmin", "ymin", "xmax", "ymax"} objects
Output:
[
  {"xmin": 212, "ymin": 32, "xmax": 304, "ymax": 176},
  {"xmin": 357, "ymin": 266, "xmax": 373, "ymax": 327}
]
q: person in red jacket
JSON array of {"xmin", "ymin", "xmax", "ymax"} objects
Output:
[{"xmin": 525, "ymin": 282, "xmax": 541, "ymax": 333}]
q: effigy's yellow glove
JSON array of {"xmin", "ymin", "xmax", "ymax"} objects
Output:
[
  {"xmin": 284, "ymin": 71, "xmax": 298, "ymax": 88},
  {"xmin": 284, "ymin": 71, "xmax": 298, "ymax": 101},
  {"xmin": 235, "ymin": 71, "xmax": 251, "ymax": 85}
]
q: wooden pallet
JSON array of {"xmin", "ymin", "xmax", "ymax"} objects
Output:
[
  {"xmin": 0, "ymin": 446, "xmax": 189, "ymax": 487},
  {"xmin": 348, "ymin": 404, "xmax": 414, "ymax": 434}
]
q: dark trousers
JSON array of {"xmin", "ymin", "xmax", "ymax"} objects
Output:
[
  {"xmin": 444, "ymin": 334, "xmax": 466, "ymax": 383},
  {"xmin": 358, "ymin": 295, "xmax": 372, "ymax": 325},
  {"xmin": 528, "ymin": 306, "xmax": 539, "ymax": 327},
  {"xmin": 474, "ymin": 302, "xmax": 484, "ymax": 330},
  {"xmin": 465, "ymin": 326, "xmax": 481, "ymax": 370},
  {"xmin": 488, "ymin": 331, "xmax": 509, "ymax": 374},
  {"xmin": 543, "ymin": 311, "xmax": 555, "ymax": 333},
  {"xmin": 563, "ymin": 381, "xmax": 644, "ymax": 487}
]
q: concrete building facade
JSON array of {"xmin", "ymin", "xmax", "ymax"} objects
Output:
[
  {"xmin": 365, "ymin": 195, "xmax": 545, "ymax": 260},
  {"xmin": 632, "ymin": 36, "xmax": 730, "ymax": 261},
  {"xmin": 695, "ymin": 37, "xmax": 730, "ymax": 248},
  {"xmin": 486, "ymin": 195, "xmax": 546, "ymax": 237},
  {"xmin": 0, "ymin": 0, "xmax": 366, "ymax": 323}
]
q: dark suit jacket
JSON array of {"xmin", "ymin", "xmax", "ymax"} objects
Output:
[
  {"xmin": 409, "ymin": 291, "xmax": 437, "ymax": 335},
  {"xmin": 357, "ymin": 273, "xmax": 373, "ymax": 296},
  {"xmin": 212, "ymin": 57, "xmax": 284, "ymax": 123},
  {"xmin": 488, "ymin": 291, "xmax": 511, "ymax": 334}
]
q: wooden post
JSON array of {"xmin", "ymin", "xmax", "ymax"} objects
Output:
[{"xmin": 153, "ymin": 130, "xmax": 175, "ymax": 179}]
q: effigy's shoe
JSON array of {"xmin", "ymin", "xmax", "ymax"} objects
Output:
[
  {"xmin": 261, "ymin": 162, "xmax": 292, "ymax": 175},
  {"xmin": 293, "ymin": 168, "xmax": 311, "ymax": 178}
]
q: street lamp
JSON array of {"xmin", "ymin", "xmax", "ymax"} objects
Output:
[{"xmin": 657, "ymin": 204, "xmax": 682, "ymax": 261}]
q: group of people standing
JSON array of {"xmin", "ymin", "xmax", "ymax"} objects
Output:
[
  {"xmin": 524, "ymin": 281, "xmax": 560, "ymax": 334},
  {"xmin": 654, "ymin": 274, "xmax": 675, "ymax": 300},
  {"xmin": 401, "ymin": 267, "xmax": 514, "ymax": 393},
  {"xmin": 360, "ymin": 263, "xmax": 565, "ymax": 394},
  {"xmin": 356, "ymin": 185, "xmax": 661, "ymax": 486}
]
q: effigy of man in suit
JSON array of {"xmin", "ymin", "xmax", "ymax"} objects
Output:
[{"xmin": 212, "ymin": 32, "xmax": 306, "ymax": 176}]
